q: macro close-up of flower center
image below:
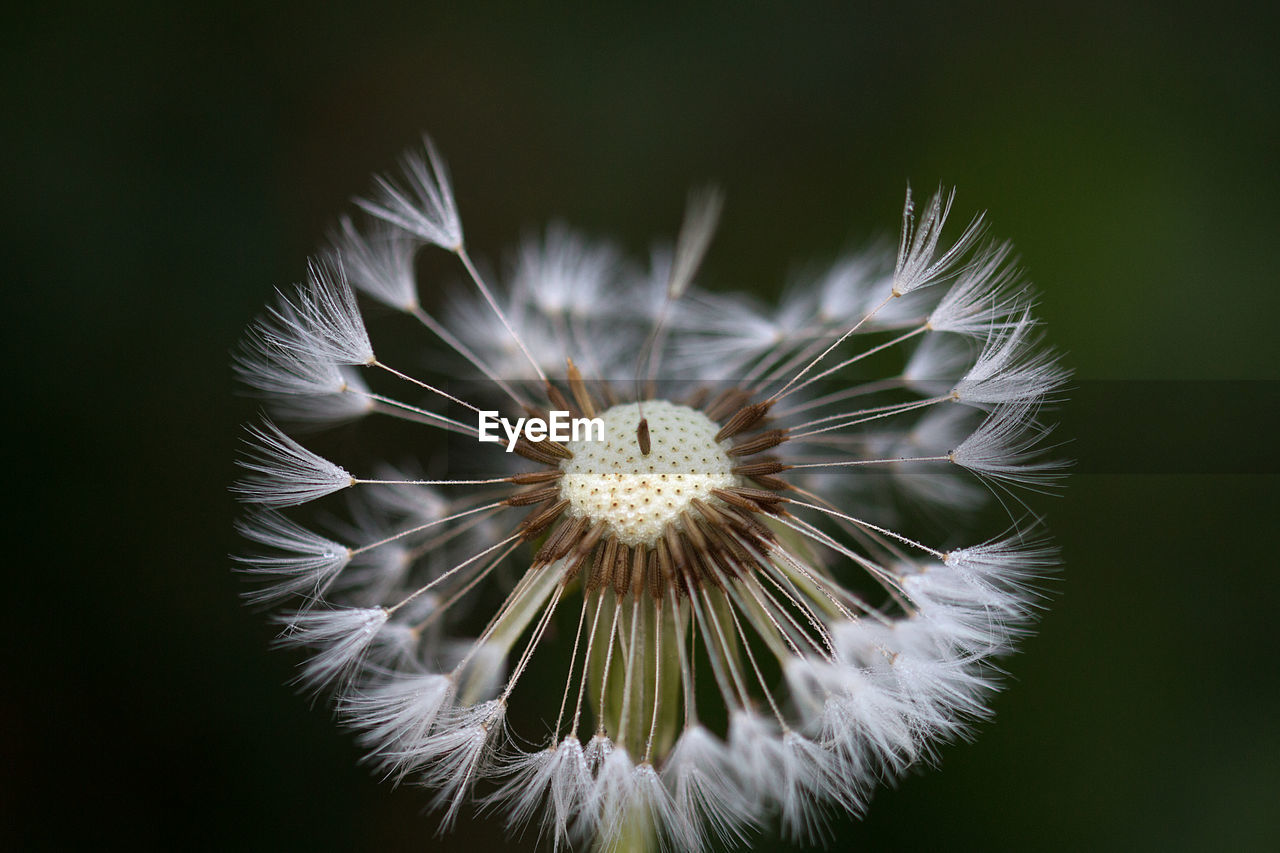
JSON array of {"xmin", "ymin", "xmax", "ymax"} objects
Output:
[
  {"xmin": 558, "ymin": 400, "xmax": 739, "ymax": 551},
  {"xmin": 233, "ymin": 139, "xmax": 1066, "ymax": 851}
]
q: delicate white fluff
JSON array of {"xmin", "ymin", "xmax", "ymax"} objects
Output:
[
  {"xmin": 893, "ymin": 187, "xmax": 986, "ymax": 296},
  {"xmin": 357, "ymin": 137, "xmax": 463, "ymax": 251},
  {"xmin": 822, "ymin": 625, "xmax": 932, "ymax": 766},
  {"xmin": 900, "ymin": 574, "xmax": 1024, "ymax": 654},
  {"xmin": 365, "ymin": 620, "xmax": 421, "ymax": 671},
  {"xmin": 946, "ymin": 536, "xmax": 1058, "ymax": 599},
  {"xmin": 633, "ymin": 762, "xmax": 695, "ymax": 851},
  {"xmin": 904, "ymin": 588, "xmax": 1018, "ymax": 656},
  {"xmin": 815, "ymin": 254, "xmax": 886, "ymax": 323},
  {"xmin": 446, "ymin": 281, "xmax": 638, "ymax": 381},
  {"xmin": 583, "ymin": 733, "xmax": 614, "ymax": 775},
  {"xmin": 928, "ymin": 240, "xmax": 1026, "ymax": 334},
  {"xmin": 333, "ymin": 546, "xmax": 413, "ymax": 609},
  {"xmin": 234, "ymin": 420, "xmax": 353, "ymax": 506},
  {"xmin": 670, "ymin": 292, "xmax": 783, "ymax": 377},
  {"xmin": 724, "ymin": 712, "xmax": 782, "ymax": 801},
  {"xmin": 888, "ymin": 651, "xmax": 993, "ymax": 731},
  {"xmin": 801, "ymin": 658, "xmax": 917, "ymax": 776},
  {"xmin": 952, "ymin": 312, "xmax": 1067, "ymax": 406},
  {"xmin": 677, "ymin": 292, "xmax": 778, "ymax": 345},
  {"xmin": 236, "ymin": 324, "xmax": 374, "ymax": 424},
  {"xmin": 777, "ymin": 731, "xmax": 853, "ymax": 843},
  {"xmin": 666, "ymin": 186, "xmax": 724, "ymax": 300},
  {"xmin": 513, "ymin": 224, "xmax": 620, "ymax": 317},
  {"xmin": 238, "ymin": 300, "xmax": 373, "ymax": 425},
  {"xmin": 949, "ymin": 400, "xmax": 1061, "ymax": 485},
  {"xmin": 330, "ymin": 215, "xmax": 422, "ymax": 311},
  {"xmin": 663, "ymin": 726, "xmax": 758, "ymax": 848},
  {"xmin": 584, "ymin": 746, "xmax": 638, "ymax": 845},
  {"xmin": 264, "ymin": 260, "xmax": 375, "ymax": 366},
  {"xmin": 826, "ymin": 634, "xmax": 961, "ymax": 747},
  {"xmin": 274, "ymin": 606, "xmax": 389, "ymax": 692},
  {"xmin": 842, "ymin": 619, "xmax": 993, "ymax": 740},
  {"xmin": 903, "ymin": 333, "xmax": 971, "ymax": 391},
  {"xmin": 419, "ymin": 700, "xmax": 507, "ymax": 827},
  {"xmin": 235, "ymin": 321, "xmax": 349, "ymax": 398},
  {"xmin": 341, "ymin": 672, "xmax": 454, "ymax": 778},
  {"xmin": 271, "ymin": 366, "xmax": 372, "ymax": 425},
  {"xmin": 770, "ymin": 280, "xmax": 821, "ymax": 343},
  {"xmin": 902, "ymin": 560, "xmax": 1026, "ymax": 618},
  {"xmin": 233, "ymin": 511, "xmax": 350, "ymax": 605},
  {"xmin": 489, "ymin": 738, "xmax": 591, "ymax": 849},
  {"xmin": 725, "ymin": 712, "xmax": 847, "ymax": 842}
]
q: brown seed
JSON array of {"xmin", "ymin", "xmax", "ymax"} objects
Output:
[
  {"xmin": 664, "ymin": 524, "xmax": 689, "ymax": 572},
  {"xmin": 727, "ymin": 429, "xmax": 788, "ymax": 457},
  {"xmin": 749, "ymin": 474, "xmax": 792, "ymax": 491},
  {"xmin": 588, "ymin": 541, "xmax": 608, "ymax": 590},
  {"xmin": 711, "ymin": 487, "xmax": 763, "ymax": 512},
  {"xmin": 509, "ymin": 470, "xmax": 564, "ymax": 485},
  {"xmin": 655, "ymin": 536, "xmax": 675, "ymax": 589},
  {"xmin": 713, "ymin": 500, "xmax": 776, "ymax": 541},
  {"xmin": 514, "ymin": 437, "xmax": 572, "ymax": 465},
  {"xmin": 714, "ymin": 400, "xmax": 775, "ymax": 442},
  {"xmin": 544, "ymin": 381, "xmax": 575, "ymax": 418},
  {"xmin": 535, "ymin": 515, "xmax": 584, "ymax": 564},
  {"xmin": 695, "ymin": 545, "xmax": 728, "ymax": 588},
  {"xmin": 550, "ymin": 516, "xmax": 589, "ymax": 561},
  {"xmin": 631, "ymin": 546, "xmax": 647, "ymax": 598},
  {"xmin": 576, "ymin": 521, "xmax": 607, "ymax": 557},
  {"xmin": 504, "ymin": 486, "xmax": 560, "ymax": 507},
  {"xmin": 566, "ymin": 358, "xmax": 597, "ymax": 419},
  {"xmin": 728, "ymin": 486, "xmax": 788, "ymax": 507},
  {"xmin": 731, "ymin": 460, "xmax": 788, "ymax": 478},
  {"xmin": 682, "ymin": 387, "xmax": 711, "ymax": 409},
  {"xmin": 520, "ymin": 499, "xmax": 569, "ymax": 540},
  {"xmin": 680, "ymin": 511, "xmax": 708, "ymax": 552},
  {"xmin": 593, "ymin": 536, "xmax": 619, "ymax": 591},
  {"xmin": 613, "ymin": 544, "xmax": 633, "ymax": 597},
  {"xmin": 562, "ymin": 548, "xmax": 592, "ymax": 583},
  {"xmin": 704, "ymin": 387, "xmax": 753, "ymax": 421}
]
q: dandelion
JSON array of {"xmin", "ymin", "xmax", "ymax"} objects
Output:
[{"xmin": 233, "ymin": 139, "xmax": 1066, "ymax": 851}]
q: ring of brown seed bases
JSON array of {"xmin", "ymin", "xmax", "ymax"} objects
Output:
[{"xmin": 502, "ymin": 360, "xmax": 795, "ymax": 604}]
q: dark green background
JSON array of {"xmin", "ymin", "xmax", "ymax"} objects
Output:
[{"xmin": 6, "ymin": 1, "xmax": 1278, "ymax": 850}]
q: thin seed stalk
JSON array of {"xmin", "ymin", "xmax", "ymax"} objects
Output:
[
  {"xmin": 587, "ymin": 592, "xmax": 683, "ymax": 759},
  {"xmin": 457, "ymin": 563, "xmax": 560, "ymax": 704}
]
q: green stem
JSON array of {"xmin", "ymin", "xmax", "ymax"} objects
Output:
[{"xmin": 595, "ymin": 801, "xmax": 659, "ymax": 853}]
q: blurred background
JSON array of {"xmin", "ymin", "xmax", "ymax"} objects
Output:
[{"xmin": 4, "ymin": 0, "xmax": 1277, "ymax": 849}]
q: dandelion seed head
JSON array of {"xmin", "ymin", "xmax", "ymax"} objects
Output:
[{"xmin": 232, "ymin": 138, "xmax": 1068, "ymax": 851}]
